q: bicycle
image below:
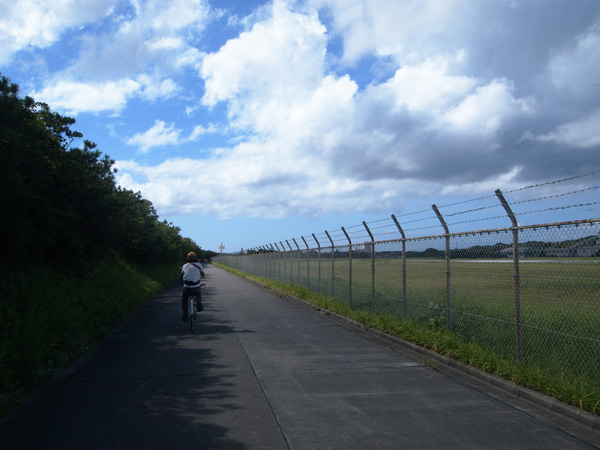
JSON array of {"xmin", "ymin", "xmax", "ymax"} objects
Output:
[{"xmin": 187, "ymin": 283, "xmax": 205, "ymax": 332}]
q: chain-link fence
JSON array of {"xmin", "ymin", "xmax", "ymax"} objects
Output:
[{"xmin": 215, "ymin": 173, "xmax": 600, "ymax": 387}]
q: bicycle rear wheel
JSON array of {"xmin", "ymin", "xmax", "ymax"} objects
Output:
[{"xmin": 189, "ymin": 297, "xmax": 196, "ymax": 332}]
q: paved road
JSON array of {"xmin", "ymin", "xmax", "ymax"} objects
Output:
[{"xmin": 1, "ymin": 265, "xmax": 599, "ymax": 449}]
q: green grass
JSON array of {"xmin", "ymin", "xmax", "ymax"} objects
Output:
[
  {"xmin": 214, "ymin": 260, "xmax": 600, "ymax": 416},
  {"xmin": 0, "ymin": 255, "xmax": 180, "ymax": 417}
]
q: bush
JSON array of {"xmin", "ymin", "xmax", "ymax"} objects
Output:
[{"xmin": 0, "ymin": 255, "xmax": 179, "ymax": 416}]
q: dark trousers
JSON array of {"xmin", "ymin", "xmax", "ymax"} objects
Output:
[{"xmin": 182, "ymin": 286, "xmax": 203, "ymax": 315}]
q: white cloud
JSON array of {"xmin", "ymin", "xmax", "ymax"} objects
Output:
[
  {"xmin": 7, "ymin": 0, "xmax": 600, "ymax": 227},
  {"xmin": 32, "ymin": 74, "xmax": 180, "ymax": 115},
  {"xmin": 142, "ymin": 0, "xmax": 209, "ymax": 32},
  {"xmin": 32, "ymin": 78, "xmax": 140, "ymax": 115},
  {"xmin": 112, "ymin": 0, "xmax": 549, "ymax": 221},
  {"xmin": 443, "ymin": 78, "xmax": 533, "ymax": 135},
  {"xmin": 440, "ymin": 166, "xmax": 523, "ymax": 196},
  {"xmin": 549, "ymin": 26, "xmax": 600, "ymax": 97},
  {"xmin": 126, "ymin": 120, "xmax": 181, "ymax": 153},
  {"xmin": 0, "ymin": 0, "xmax": 116, "ymax": 64},
  {"xmin": 199, "ymin": 0, "xmax": 363, "ymax": 156},
  {"xmin": 115, "ymin": 143, "xmax": 416, "ymax": 220},
  {"xmin": 374, "ymin": 56, "xmax": 476, "ymax": 114},
  {"xmin": 137, "ymin": 75, "xmax": 179, "ymax": 101},
  {"xmin": 15, "ymin": 0, "xmax": 211, "ymax": 116},
  {"xmin": 201, "ymin": 0, "xmax": 327, "ymax": 110},
  {"xmin": 176, "ymin": 47, "xmax": 205, "ymax": 69},
  {"xmin": 189, "ymin": 123, "xmax": 219, "ymax": 140},
  {"xmin": 526, "ymin": 109, "xmax": 600, "ymax": 148},
  {"xmin": 147, "ymin": 36, "xmax": 184, "ymax": 52},
  {"xmin": 306, "ymin": 0, "xmax": 462, "ymax": 64},
  {"xmin": 31, "ymin": 72, "xmax": 180, "ymax": 115},
  {"xmin": 282, "ymin": 74, "xmax": 357, "ymax": 140},
  {"xmin": 71, "ymin": 0, "xmax": 210, "ymax": 76}
]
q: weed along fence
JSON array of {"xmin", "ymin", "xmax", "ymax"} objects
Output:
[{"xmin": 215, "ymin": 172, "xmax": 600, "ymax": 398}]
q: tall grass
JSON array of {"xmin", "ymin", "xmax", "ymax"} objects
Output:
[{"xmin": 0, "ymin": 255, "xmax": 179, "ymax": 416}]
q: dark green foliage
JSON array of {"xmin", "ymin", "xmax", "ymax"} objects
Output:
[
  {"xmin": 0, "ymin": 256, "xmax": 179, "ymax": 415},
  {"xmin": 0, "ymin": 73, "xmax": 215, "ymax": 266},
  {"xmin": 0, "ymin": 74, "xmax": 217, "ymax": 415}
]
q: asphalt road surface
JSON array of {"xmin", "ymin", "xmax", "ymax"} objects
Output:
[{"xmin": 1, "ymin": 264, "xmax": 599, "ymax": 449}]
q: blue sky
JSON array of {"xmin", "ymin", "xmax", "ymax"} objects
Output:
[{"xmin": 2, "ymin": 0, "xmax": 600, "ymax": 253}]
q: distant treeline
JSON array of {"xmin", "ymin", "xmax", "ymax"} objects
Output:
[
  {"xmin": 0, "ymin": 73, "xmax": 216, "ymax": 268},
  {"xmin": 244, "ymin": 237, "xmax": 599, "ymax": 259}
]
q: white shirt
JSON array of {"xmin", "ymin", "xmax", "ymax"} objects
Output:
[{"xmin": 182, "ymin": 262, "xmax": 203, "ymax": 287}]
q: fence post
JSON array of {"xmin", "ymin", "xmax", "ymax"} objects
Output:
[
  {"xmin": 325, "ymin": 230, "xmax": 335, "ymax": 298},
  {"xmin": 341, "ymin": 226, "xmax": 353, "ymax": 307},
  {"xmin": 302, "ymin": 236, "xmax": 310, "ymax": 289},
  {"xmin": 274, "ymin": 243, "xmax": 281, "ymax": 282},
  {"xmin": 432, "ymin": 204, "xmax": 451, "ymax": 332},
  {"xmin": 292, "ymin": 238, "xmax": 300, "ymax": 285},
  {"xmin": 312, "ymin": 233, "xmax": 321, "ymax": 293},
  {"xmin": 281, "ymin": 241, "xmax": 287, "ymax": 283},
  {"xmin": 260, "ymin": 246, "xmax": 266, "ymax": 278},
  {"xmin": 268, "ymin": 244, "xmax": 275, "ymax": 279},
  {"xmin": 272, "ymin": 244, "xmax": 278, "ymax": 279},
  {"xmin": 285, "ymin": 240, "xmax": 293, "ymax": 284},
  {"xmin": 495, "ymin": 189, "xmax": 522, "ymax": 364},
  {"xmin": 391, "ymin": 214, "xmax": 407, "ymax": 319},
  {"xmin": 256, "ymin": 247, "xmax": 260, "ymax": 276},
  {"xmin": 363, "ymin": 221, "xmax": 376, "ymax": 312}
]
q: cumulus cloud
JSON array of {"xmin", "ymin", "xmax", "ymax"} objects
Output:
[
  {"xmin": 525, "ymin": 110, "xmax": 600, "ymax": 149},
  {"xmin": 32, "ymin": 78, "xmax": 140, "ymax": 115},
  {"xmin": 20, "ymin": 0, "xmax": 210, "ymax": 114},
  {"xmin": 5, "ymin": 0, "xmax": 600, "ymax": 224},
  {"xmin": 126, "ymin": 119, "xmax": 221, "ymax": 153},
  {"xmin": 115, "ymin": 140, "xmax": 420, "ymax": 219},
  {"xmin": 202, "ymin": 2, "xmax": 325, "ymax": 100},
  {"xmin": 137, "ymin": 75, "xmax": 179, "ymax": 101},
  {"xmin": 374, "ymin": 56, "xmax": 476, "ymax": 114},
  {"xmin": 127, "ymin": 120, "xmax": 181, "ymax": 153},
  {"xmin": 548, "ymin": 25, "xmax": 600, "ymax": 99},
  {"xmin": 442, "ymin": 78, "xmax": 533, "ymax": 135},
  {"xmin": 305, "ymin": 0, "xmax": 462, "ymax": 64},
  {"xmin": 31, "ymin": 73, "xmax": 180, "ymax": 115},
  {"xmin": 71, "ymin": 0, "xmax": 210, "ymax": 76},
  {"xmin": 189, "ymin": 123, "xmax": 220, "ymax": 140},
  {"xmin": 115, "ymin": 0, "xmax": 600, "ymax": 220},
  {"xmin": 0, "ymin": 0, "xmax": 116, "ymax": 64}
]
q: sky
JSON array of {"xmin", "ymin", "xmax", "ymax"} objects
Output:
[{"xmin": 2, "ymin": 0, "xmax": 600, "ymax": 253}]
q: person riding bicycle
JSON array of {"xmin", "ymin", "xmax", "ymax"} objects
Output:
[{"xmin": 180, "ymin": 252, "xmax": 205, "ymax": 321}]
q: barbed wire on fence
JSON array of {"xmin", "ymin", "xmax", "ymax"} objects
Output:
[{"xmin": 241, "ymin": 171, "xmax": 600, "ymax": 253}]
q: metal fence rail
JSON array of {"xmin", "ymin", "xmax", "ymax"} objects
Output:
[{"xmin": 215, "ymin": 172, "xmax": 600, "ymax": 384}]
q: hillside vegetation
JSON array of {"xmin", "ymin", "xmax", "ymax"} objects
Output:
[{"xmin": 0, "ymin": 74, "xmax": 215, "ymax": 415}]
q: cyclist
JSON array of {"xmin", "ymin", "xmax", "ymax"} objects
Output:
[{"xmin": 180, "ymin": 251, "xmax": 205, "ymax": 321}]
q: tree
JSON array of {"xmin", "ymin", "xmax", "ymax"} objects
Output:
[{"xmin": 0, "ymin": 73, "xmax": 213, "ymax": 267}]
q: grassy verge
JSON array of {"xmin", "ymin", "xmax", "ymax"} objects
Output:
[
  {"xmin": 0, "ymin": 254, "xmax": 179, "ymax": 417},
  {"xmin": 214, "ymin": 262, "xmax": 600, "ymax": 416}
]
